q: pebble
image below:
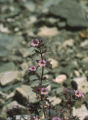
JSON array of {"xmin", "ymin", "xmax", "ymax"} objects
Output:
[{"xmin": 53, "ymin": 74, "xmax": 67, "ymax": 84}]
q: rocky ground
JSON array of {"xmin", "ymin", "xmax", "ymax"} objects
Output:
[{"xmin": 0, "ymin": 0, "xmax": 88, "ymax": 120}]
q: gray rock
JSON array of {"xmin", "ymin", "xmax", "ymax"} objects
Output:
[
  {"xmin": 0, "ymin": 0, "xmax": 13, "ymax": 4},
  {"xmin": 0, "ymin": 98, "xmax": 5, "ymax": 107},
  {"xmin": 47, "ymin": 96, "xmax": 61, "ymax": 106},
  {"xmin": 73, "ymin": 104, "xmax": 88, "ymax": 120},
  {"xmin": 58, "ymin": 21, "xmax": 66, "ymax": 28},
  {"xmin": 8, "ymin": 115, "xmax": 30, "ymax": 120},
  {"xmin": 2, "ymin": 101, "xmax": 25, "ymax": 113},
  {"xmin": 23, "ymin": 1, "xmax": 36, "ymax": 12},
  {"xmin": 73, "ymin": 76, "xmax": 88, "ymax": 94},
  {"xmin": 0, "ymin": 91, "xmax": 7, "ymax": 98},
  {"xmin": 0, "ymin": 33, "xmax": 24, "ymax": 57},
  {"xmin": 15, "ymin": 85, "xmax": 37, "ymax": 105},
  {"xmin": 48, "ymin": 18, "xmax": 58, "ymax": 25},
  {"xmin": 0, "ymin": 112, "xmax": 7, "ymax": 120},
  {"xmin": 0, "ymin": 71, "xmax": 21, "ymax": 86},
  {"xmin": 4, "ymin": 101, "xmax": 24, "ymax": 109},
  {"xmin": 42, "ymin": 0, "xmax": 61, "ymax": 9},
  {"xmin": 0, "ymin": 62, "xmax": 16, "ymax": 73},
  {"xmin": 49, "ymin": 0, "xmax": 88, "ymax": 28},
  {"xmin": 6, "ymin": 92, "xmax": 15, "ymax": 100}
]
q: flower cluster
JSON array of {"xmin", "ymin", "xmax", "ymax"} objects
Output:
[{"xmin": 29, "ymin": 39, "xmax": 47, "ymax": 74}]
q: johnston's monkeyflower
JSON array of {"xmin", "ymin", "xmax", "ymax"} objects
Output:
[
  {"xmin": 29, "ymin": 66, "xmax": 37, "ymax": 72},
  {"xmin": 5, "ymin": 108, "xmax": 9, "ymax": 113},
  {"xmin": 41, "ymin": 88, "xmax": 48, "ymax": 95},
  {"xmin": 30, "ymin": 39, "xmax": 39, "ymax": 47},
  {"xmin": 75, "ymin": 90, "xmax": 84, "ymax": 98},
  {"xmin": 33, "ymin": 116, "xmax": 38, "ymax": 120},
  {"xmin": 38, "ymin": 60, "xmax": 46, "ymax": 67},
  {"xmin": 52, "ymin": 117, "xmax": 62, "ymax": 120}
]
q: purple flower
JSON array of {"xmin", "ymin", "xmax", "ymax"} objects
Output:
[
  {"xmin": 33, "ymin": 116, "xmax": 38, "ymax": 120},
  {"xmin": 75, "ymin": 90, "xmax": 84, "ymax": 98},
  {"xmin": 30, "ymin": 39, "xmax": 39, "ymax": 47},
  {"xmin": 38, "ymin": 60, "xmax": 46, "ymax": 67},
  {"xmin": 52, "ymin": 117, "xmax": 61, "ymax": 120},
  {"xmin": 5, "ymin": 108, "xmax": 9, "ymax": 113},
  {"xmin": 29, "ymin": 66, "xmax": 37, "ymax": 72},
  {"xmin": 41, "ymin": 88, "xmax": 48, "ymax": 95}
]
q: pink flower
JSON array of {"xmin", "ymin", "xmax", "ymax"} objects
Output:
[
  {"xmin": 30, "ymin": 39, "xmax": 39, "ymax": 47},
  {"xmin": 38, "ymin": 60, "xmax": 46, "ymax": 67},
  {"xmin": 5, "ymin": 108, "xmax": 9, "ymax": 113},
  {"xmin": 41, "ymin": 88, "xmax": 48, "ymax": 95},
  {"xmin": 52, "ymin": 117, "xmax": 62, "ymax": 120},
  {"xmin": 33, "ymin": 116, "xmax": 38, "ymax": 120},
  {"xmin": 29, "ymin": 66, "xmax": 37, "ymax": 72},
  {"xmin": 75, "ymin": 90, "xmax": 84, "ymax": 98}
]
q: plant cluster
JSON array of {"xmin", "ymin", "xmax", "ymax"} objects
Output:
[{"xmin": 6, "ymin": 39, "xmax": 84, "ymax": 120}]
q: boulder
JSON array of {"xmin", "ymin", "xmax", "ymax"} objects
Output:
[
  {"xmin": 49, "ymin": 0, "xmax": 88, "ymax": 28},
  {"xmin": 0, "ymin": 71, "xmax": 21, "ymax": 86},
  {"xmin": 0, "ymin": 62, "xmax": 16, "ymax": 73},
  {"xmin": 15, "ymin": 85, "xmax": 37, "ymax": 105},
  {"xmin": 0, "ymin": 33, "xmax": 23, "ymax": 57},
  {"xmin": 73, "ymin": 76, "xmax": 88, "ymax": 94},
  {"xmin": 73, "ymin": 105, "xmax": 88, "ymax": 120}
]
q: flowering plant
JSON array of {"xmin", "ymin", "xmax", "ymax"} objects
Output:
[{"xmin": 6, "ymin": 39, "xmax": 84, "ymax": 120}]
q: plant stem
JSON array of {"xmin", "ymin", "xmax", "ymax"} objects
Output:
[
  {"xmin": 43, "ymin": 106, "xmax": 46, "ymax": 118},
  {"xmin": 40, "ymin": 50, "xmax": 44, "ymax": 86}
]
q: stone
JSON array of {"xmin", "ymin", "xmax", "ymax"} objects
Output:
[
  {"xmin": 0, "ymin": 0, "xmax": 13, "ymax": 4},
  {"xmin": 23, "ymin": 1, "xmax": 35, "ymax": 12},
  {"xmin": 58, "ymin": 21, "xmax": 66, "ymax": 28},
  {"xmin": 74, "ymin": 70, "xmax": 80, "ymax": 77},
  {"xmin": 0, "ymin": 33, "xmax": 23, "ymax": 57},
  {"xmin": 19, "ymin": 48, "xmax": 30, "ymax": 58},
  {"xmin": 6, "ymin": 92, "xmax": 15, "ymax": 100},
  {"xmin": 3, "ymin": 101, "xmax": 25, "ymax": 111},
  {"xmin": 63, "ymin": 39, "xmax": 74, "ymax": 47},
  {"xmin": 29, "ymin": 16, "xmax": 37, "ymax": 24},
  {"xmin": 80, "ymin": 40, "xmax": 88, "ymax": 47},
  {"xmin": 42, "ymin": 0, "xmax": 61, "ymax": 9},
  {"xmin": 73, "ymin": 76, "xmax": 88, "ymax": 94},
  {"xmin": 48, "ymin": 96, "xmax": 61, "ymax": 106},
  {"xmin": 0, "ymin": 62, "xmax": 16, "ymax": 73},
  {"xmin": 53, "ymin": 74, "xmax": 67, "ymax": 84},
  {"xmin": 0, "ymin": 91, "xmax": 7, "ymax": 98},
  {"xmin": 0, "ymin": 98, "xmax": 5, "ymax": 107},
  {"xmin": 15, "ymin": 85, "xmax": 37, "ymax": 105},
  {"xmin": 48, "ymin": 58, "xmax": 58, "ymax": 68},
  {"xmin": 9, "ymin": 115, "xmax": 30, "ymax": 120},
  {"xmin": 73, "ymin": 105, "xmax": 88, "ymax": 120},
  {"xmin": 56, "ymin": 87, "xmax": 64, "ymax": 95},
  {"xmin": 83, "ymin": 57, "xmax": 88, "ymax": 63},
  {"xmin": 49, "ymin": 0, "xmax": 88, "ymax": 28},
  {"xmin": 0, "ymin": 24, "xmax": 10, "ymax": 33},
  {"xmin": 21, "ymin": 62, "xmax": 29, "ymax": 73},
  {"xmin": 0, "ymin": 71, "xmax": 21, "ymax": 86},
  {"xmin": 0, "ymin": 112, "xmax": 7, "ymax": 120},
  {"xmin": 48, "ymin": 17, "xmax": 58, "ymax": 25},
  {"xmin": 37, "ymin": 26, "xmax": 59, "ymax": 37}
]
